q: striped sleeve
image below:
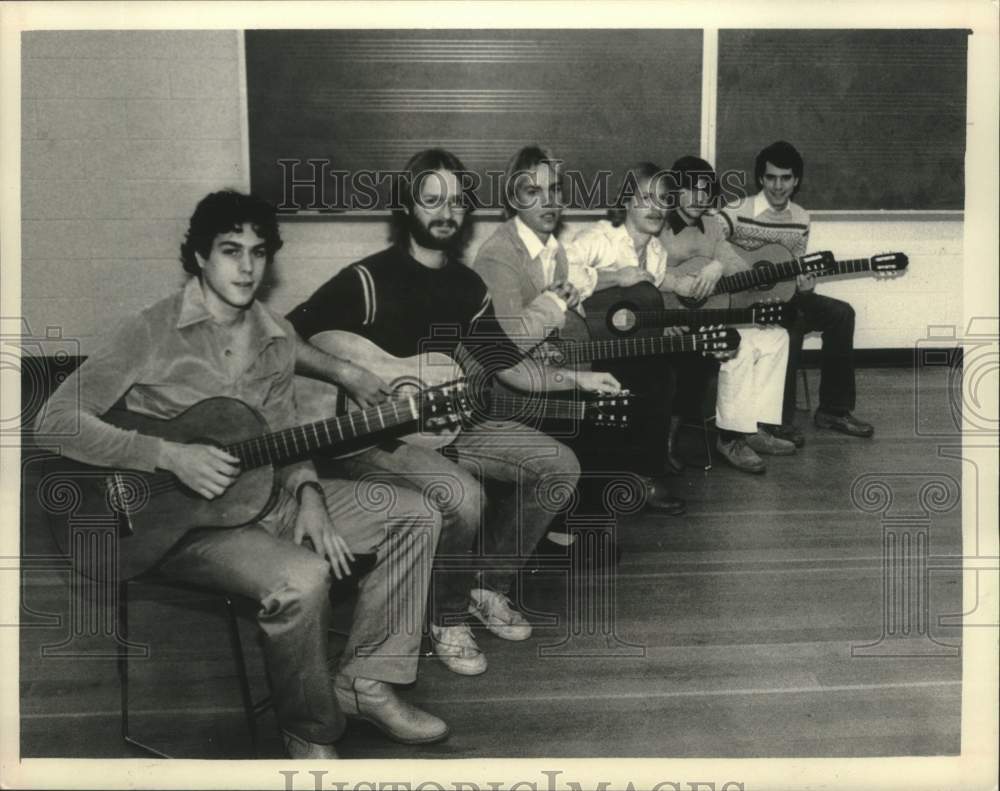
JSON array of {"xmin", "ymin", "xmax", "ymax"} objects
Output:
[
  {"xmin": 354, "ymin": 264, "xmax": 377, "ymax": 326},
  {"xmin": 285, "ymin": 264, "xmax": 366, "ymax": 340}
]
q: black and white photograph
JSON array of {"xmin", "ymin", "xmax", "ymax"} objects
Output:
[{"xmin": 1, "ymin": 1, "xmax": 997, "ymax": 789}]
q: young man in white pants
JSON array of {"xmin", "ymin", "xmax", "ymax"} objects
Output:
[{"xmin": 657, "ymin": 156, "xmax": 795, "ymax": 473}]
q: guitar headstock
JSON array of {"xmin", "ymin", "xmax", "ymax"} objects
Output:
[
  {"xmin": 799, "ymin": 250, "xmax": 836, "ymax": 276},
  {"xmin": 749, "ymin": 300, "xmax": 789, "ymax": 326},
  {"xmin": 582, "ymin": 390, "xmax": 632, "ymax": 429},
  {"xmin": 693, "ymin": 326, "xmax": 741, "ymax": 352},
  {"xmin": 420, "ymin": 380, "xmax": 473, "ymax": 431},
  {"xmin": 871, "ymin": 252, "xmax": 908, "ymax": 274}
]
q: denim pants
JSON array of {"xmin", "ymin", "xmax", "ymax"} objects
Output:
[
  {"xmin": 327, "ymin": 421, "xmax": 581, "ymax": 626},
  {"xmin": 157, "ymin": 478, "xmax": 441, "ymax": 745}
]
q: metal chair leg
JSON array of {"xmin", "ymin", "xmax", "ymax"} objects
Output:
[
  {"xmin": 117, "ymin": 582, "xmax": 273, "ymax": 758},
  {"xmin": 701, "ymin": 416, "xmax": 714, "ymax": 471},
  {"xmin": 117, "ymin": 581, "xmax": 129, "ymax": 742},
  {"xmin": 119, "ymin": 580, "xmax": 170, "ymax": 758},
  {"xmin": 799, "ymin": 368, "xmax": 813, "ymax": 412},
  {"xmin": 223, "ymin": 595, "xmax": 260, "ymax": 757}
]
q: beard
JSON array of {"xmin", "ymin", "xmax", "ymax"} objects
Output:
[{"xmin": 409, "ymin": 213, "xmax": 463, "ymax": 253}]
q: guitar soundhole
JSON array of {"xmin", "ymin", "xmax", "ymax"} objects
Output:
[
  {"xmin": 609, "ymin": 305, "xmax": 637, "ymax": 334},
  {"xmin": 752, "ymin": 261, "xmax": 777, "ymax": 291}
]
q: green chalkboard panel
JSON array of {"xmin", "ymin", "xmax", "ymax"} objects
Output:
[
  {"xmin": 246, "ymin": 29, "xmax": 703, "ymax": 212},
  {"xmin": 715, "ymin": 29, "xmax": 969, "ymax": 210}
]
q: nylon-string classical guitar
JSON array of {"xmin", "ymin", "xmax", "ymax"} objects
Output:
[
  {"xmin": 43, "ymin": 381, "xmax": 470, "ymax": 581},
  {"xmin": 661, "ymin": 244, "xmax": 908, "ymax": 310}
]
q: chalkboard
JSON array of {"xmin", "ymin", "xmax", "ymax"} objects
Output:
[
  {"xmin": 714, "ymin": 29, "xmax": 969, "ymax": 211},
  {"xmin": 245, "ymin": 29, "xmax": 703, "ymax": 213}
]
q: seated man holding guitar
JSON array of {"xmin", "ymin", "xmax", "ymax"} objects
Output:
[
  {"xmin": 35, "ymin": 191, "xmax": 448, "ymax": 758},
  {"xmin": 288, "ymin": 148, "xmax": 619, "ymax": 678},
  {"xmin": 658, "ymin": 156, "xmax": 796, "ymax": 474},
  {"xmin": 718, "ymin": 140, "xmax": 875, "ymax": 443},
  {"xmin": 564, "ymin": 160, "xmax": 689, "ymax": 475},
  {"xmin": 474, "ymin": 147, "xmax": 687, "ymax": 511}
]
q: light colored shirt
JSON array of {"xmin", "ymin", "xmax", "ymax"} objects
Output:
[
  {"xmin": 36, "ymin": 277, "xmax": 318, "ymax": 493},
  {"xmin": 513, "ymin": 216, "xmax": 598, "ymax": 306},
  {"xmin": 565, "ymin": 219, "xmax": 669, "ymax": 289}
]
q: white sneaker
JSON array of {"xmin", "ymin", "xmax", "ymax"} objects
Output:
[
  {"xmin": 468, "ymin": 588, "xmax": 532, "ymax": 641},
  {"xmin": 430, "ymin": 623, "xmax": 487, "ymax": 676}
]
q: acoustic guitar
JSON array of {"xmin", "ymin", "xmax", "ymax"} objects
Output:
[
  {"xmin": 43, "ymin": 383, "xmax": 470, "ymax": 581},
  {"xmin": 299, "ymin": 330, "xmax": 635, "ymax": 451},
  {"xmin": 582, "ymin": 282, "xmax": 789, "ymax": 338},
  {"xmin": 660, "ymin": 245, "xmax": 836, "ymax": 310},
  {"xmin": 727, "ymin": 244, "xmax": 909, "ymax": 307}
]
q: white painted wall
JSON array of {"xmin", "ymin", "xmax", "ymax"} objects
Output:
[{"xmin": 20, "ymin": 31, "xmax": 964, "ymax": 355}]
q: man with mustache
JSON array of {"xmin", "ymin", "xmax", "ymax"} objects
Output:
[
  {"xmin": 473, "ymin": 147, "xmax": 685, "ymax": 515},
  {"xmin": 36, "ymin": 190, "xmax": 447, "ymax": 758},
  {"xmin": 288, "ymin": 148, "xmax": 618, "ymax": 677},
  {"xmin": 564, "ymin": 161, "xmax": 691, "ymax": 490},
  {"xmin": 658, "ymin": 156, "xmax": 796, "ymax": 474},
  {"xmin": 718, "ymin": 141, "xmax": 874, "ymax": 444}
]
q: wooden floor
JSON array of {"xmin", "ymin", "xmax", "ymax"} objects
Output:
[{"xmin": 18, "ymin": 367, "xmax": 963, "ymax": 759}]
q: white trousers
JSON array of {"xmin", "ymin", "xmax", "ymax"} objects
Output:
[{"xmin": 716, "ymin": 327, "xmax": 789, "ymax": 433}]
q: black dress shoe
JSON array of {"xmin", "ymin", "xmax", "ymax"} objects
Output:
[
  {"xmin": 639, "ymin": 476, "xmax": 687, "ymax": 515},
  {"xmin": 814, "ymin": 409, "xmax": 874, "ymax": 438}
]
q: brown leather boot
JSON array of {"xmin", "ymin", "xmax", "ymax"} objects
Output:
[{"xmin": 334, "ymin": 675, "xmax": 449, "ymax": 744}]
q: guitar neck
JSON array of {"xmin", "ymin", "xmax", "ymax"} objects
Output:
[
  {"xmin": 226, "ymin": 398, "xmax": 420, "ymax": 469},
  {"xmin": 485, "ymin": 391, "xmax": 586, "ymax": 422},
  {"xmin": 562, "ymin": 332, "xmax": 705, "ymax": 364},
  {"xmin": 825, "ymin": 257, "xmax": 874, "ymax": 276},
  {"xmin": 635, "ymin": 307, "xmax": 760, "ymax": 327},
  {"xmin": 715, "ymin": 258, "xmax": 805, "ymax": 295}
]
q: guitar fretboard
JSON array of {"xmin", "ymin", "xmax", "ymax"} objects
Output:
[
  {"xmin": 556, "ymin": 331, "xmax": 729, "ymax": 365},
  {"xmin": 631, "ymin": 307, "xmax": 773, "ymax": 328},
  {"xmin": 829, "ymin": 257, "xmax": 876, "ymax": 275},
  {"xmin": 485, "ymin": 391, "xmax": 586, "ymax": 421},
  {"xmin": 224, "ymin": 396, "xmax": 423, "ymax": 469},
  {"xmin": 715, "ymin": 257, "xmax": 817, "ymax": 295}
]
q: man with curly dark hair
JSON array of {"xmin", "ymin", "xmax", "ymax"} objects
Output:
[{"xmin": 37, "ymin": 190, "xmax": 448, "ymax": 758}]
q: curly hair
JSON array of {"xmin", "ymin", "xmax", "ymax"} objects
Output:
[
  {"xmin": 754, "ymin": 140, "xmax": 804, "ymax": 193},
  {"xmin": 179, "ymin": 190, "xmax": 283, "ymax": 276}
]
